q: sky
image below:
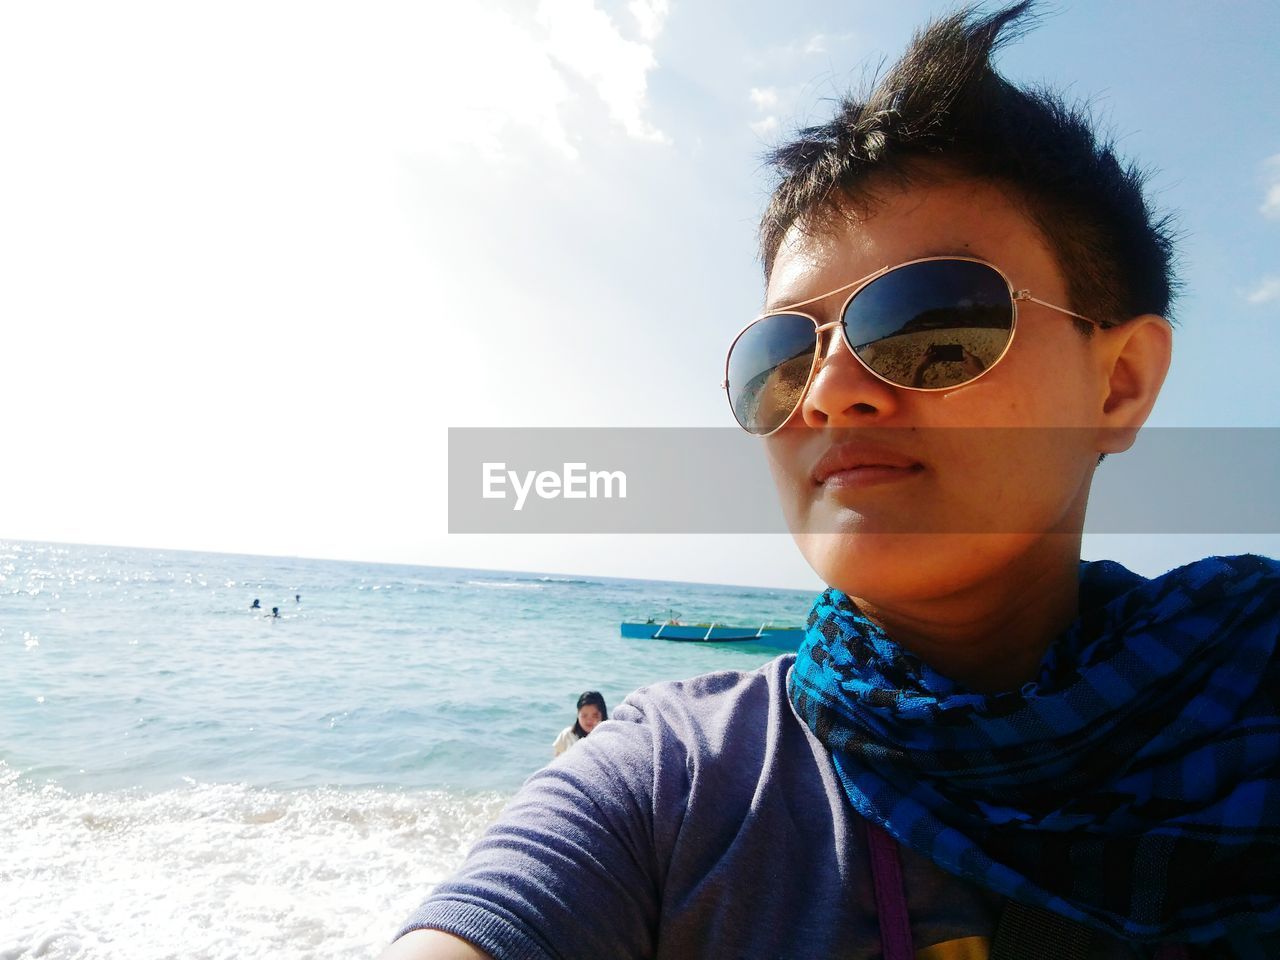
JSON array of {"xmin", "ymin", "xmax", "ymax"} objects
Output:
[{"xmin": 2, "ymin": 0, "xmax": 1278, "ymax": 590}]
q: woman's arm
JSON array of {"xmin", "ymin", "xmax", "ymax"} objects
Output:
[
  {"xmin": 379, "ymin": 929, "xmax": 492, "ymax": 960},
  {"xmin": 387, "ymin": 709, "xmax": 661, "ymax": 960}
]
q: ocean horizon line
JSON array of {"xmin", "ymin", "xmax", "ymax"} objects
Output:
[{"xmin": 0, "ymin": 535, "xmax": 820, "ymax": 597}]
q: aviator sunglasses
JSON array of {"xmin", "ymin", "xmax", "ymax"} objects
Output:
[{"xmin": 723, "ymin": 256, "xmax": 1112, "ymax": 436}]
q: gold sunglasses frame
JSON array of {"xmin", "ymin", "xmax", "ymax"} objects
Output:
[{"xmin": 721, "ymin": 255, "xmax": 1111, "ymax": 437}]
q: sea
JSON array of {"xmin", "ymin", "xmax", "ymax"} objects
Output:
[{"xmin": 0, "ymin": 540, "xmax": 816, "ymax": 959}]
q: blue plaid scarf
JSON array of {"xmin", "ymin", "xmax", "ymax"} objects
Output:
[{"xmin": 789, "ymin": 555, "xmax": 1280, "ymax": 948}]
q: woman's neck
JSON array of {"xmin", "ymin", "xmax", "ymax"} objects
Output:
[{"xmin": 853, "ymin": 548, "xmax": 1082, "ymax": 693}]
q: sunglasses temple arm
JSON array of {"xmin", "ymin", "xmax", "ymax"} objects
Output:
[{"xmin": 1014, "ymin": 291, "xmax": 1107, "ymax": 328}]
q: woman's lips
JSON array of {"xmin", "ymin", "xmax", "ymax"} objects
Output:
[
  {"xmin": 810, "ymin": 440, "xmax": 925, "ymax": 488},
  {"xmin": 819, "ymin": 463, "xmax": 925, "ymax": 489}
]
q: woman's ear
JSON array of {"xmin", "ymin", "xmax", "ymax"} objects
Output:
[{"xmin": 1096, "ymin": 314, "xmax": 1173, "ymax": 455}]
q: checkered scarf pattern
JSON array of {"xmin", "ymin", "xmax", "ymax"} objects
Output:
[{"xmin": 789, "ymin": 555, "xmax": 1280, "ymax": 947}]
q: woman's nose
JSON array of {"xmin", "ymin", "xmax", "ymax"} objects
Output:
[{"xmin": 797, "ymin": 325, "xmax": 900, "ymax": 427}]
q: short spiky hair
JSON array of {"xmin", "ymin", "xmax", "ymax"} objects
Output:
[{"xmin": 759, "ymin": 2, "xmax": 1177, "ymax": 327}]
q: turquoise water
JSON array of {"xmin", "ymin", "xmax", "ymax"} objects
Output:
[{"xmin": 0, "ymin": 539, "xmax": 814, "ymax": 958}]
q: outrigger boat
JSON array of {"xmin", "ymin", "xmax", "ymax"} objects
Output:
[{"xmin": 620, "ymin": 615, "xmax": 804, "ymax": 647}]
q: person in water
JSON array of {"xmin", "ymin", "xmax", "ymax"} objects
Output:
[
  {"xmin": 270, "ymin": 606, "xmax": 280, "ymax": 618},
  {"xmin": 385, "ymin": 5, "xmax": 1279, "ymax": 958},
  {"xmin": 552, "ymin": 691, "xmax": 607, "ymax": 758},
  {"xmin": 250, "ymin": 598, "xmax": 260, "ymax": 610}
]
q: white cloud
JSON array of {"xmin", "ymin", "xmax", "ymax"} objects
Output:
[
  {"xmin": 1262, "ymin": 154, "xmax": 1280, "ymax": 219},
  {"xmin": 415, "ymin": 5, "xmax": 580, "ymax": 162},
  {"xmin": 0, "ymin": 0, "xmax": 677, "ymax": 564},
  {"xmin": 755, "ymin": 31, "xmax": 856, "ymax": 64},
  {"xmin": 750, "ymin": 116, "xmax": 780, "ymax": 136},
  {"xmin": 118, "ymin": 0, "xmax": 670, "ymax": 169},
  {"xmin": 537, "ymin": 0, "xmax": 669, "ymax": 143},
  {"xmin": 1245, "ymin": 276, "xmax": 1280, "ymax": 304},
  {"xmin": 629, "ymin": 0, "xmax": 671, "ymax": 43},
  {"xmin": 1264, "ymin": 186, "xmax": 1280, "ymax": 219},
  {"xmin": 749, "ymin": 86, "xmax": 779, "ymax": 110},
  {"xmin": 749, "ymin": 87, "xmax": 781, "ymax": 136},
  {"xmin": 803, "ymin": 33, "xmax": 827, "ymax": 55}
]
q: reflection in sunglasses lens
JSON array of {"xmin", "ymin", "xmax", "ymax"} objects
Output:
[
  {"xmin": 728, "ymin": 312, "xmax": 816, "ymax": 435},
  {"xmin": 846, "ymin": 260, "xmax": 1013, "ymax": 388}
]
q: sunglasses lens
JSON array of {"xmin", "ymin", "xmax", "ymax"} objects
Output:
[
  {"xmin": 726, "ymin": 312, "xmax": 817, "ymax": 435},
  {"xmin": 845, "ymin": 260, "xmax": 1013, "ymax": 389}
]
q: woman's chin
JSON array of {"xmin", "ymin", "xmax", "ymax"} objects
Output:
[{"xmin": 795, "ymin": 530, "xmax": 1033, "ymax": 603}]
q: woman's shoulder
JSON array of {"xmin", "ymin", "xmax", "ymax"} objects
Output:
[
  {"xmin": 550, "ymin": 655, "xmax": 815, "ymax": 809},
  {"xmin": 587, "ymin": 654, "xmax": 815, "ymax": 780},
  {"xmin": 613, "ymin": 654, "xmax": 796, "ymax": 729}
]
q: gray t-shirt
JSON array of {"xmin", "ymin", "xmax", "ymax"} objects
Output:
[{"xmin": 399, "ymin": 656, "xmax": 1155, "ymax": 959}]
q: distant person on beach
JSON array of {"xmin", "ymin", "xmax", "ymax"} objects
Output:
[
  {"xmin": 386, "ymin": 6, "xmax": 1280, "ymax": 959},
  {"xmin": 250, "ymin": 598, "xmax": 260, "ymax": 610},
  {"xmin": 552, "ymin": 691, "xmax": 607, "ymax": 758}
]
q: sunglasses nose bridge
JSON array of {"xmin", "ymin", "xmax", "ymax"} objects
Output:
[
  {"xmin": 812, "ymin": 318, "xmax": 845, "ymax": 356},
  {"xmin": 799, "ymin": 310, "xmax": 907, "ymax": 425},
  {"xmin": 812, "ymin": 317, "xmax": 853, "ymax": 369}
]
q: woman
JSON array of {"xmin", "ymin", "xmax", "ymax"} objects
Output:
[
  {"xmin": 552, "ymin": 691, "xmax": 607, "ymax": 758},
  {"xmin": 386, "ymin": 5, "xmax": 1279, "ymax": 957}
]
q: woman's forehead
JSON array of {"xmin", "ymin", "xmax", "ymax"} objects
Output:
[{"xmin": 764, "ymin": 178, "xmax": 1058, "ymax": 307}]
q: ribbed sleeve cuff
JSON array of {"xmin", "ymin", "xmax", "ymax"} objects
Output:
[{"xmin": 396, "ymin": 899, "xmax": 555, "ymax": 960}]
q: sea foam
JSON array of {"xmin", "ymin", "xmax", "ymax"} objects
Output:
[{"xmin": 0, "ymin": 766, "xmax": 507, "ymax": 960}]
